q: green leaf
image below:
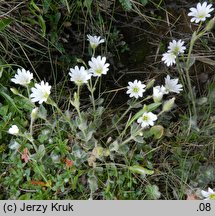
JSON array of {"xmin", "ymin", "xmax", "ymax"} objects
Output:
[
  {"xmin": 149, "ymin": 125, "xmax": 164, "ymax": 139},
  {"xmin": 140, "ymin": 0, "xmax": 148, "ymax": 5},
  {"xmin": 88, "ymin": 175, "xmax": 98, "ymax": 194},
  {"xmin": 83, "ymin": 0, "xmax": 93, "ymax": 9},
  {"xmin": 30, "ymin": 0, "xmax": 41, "ymax": 13},
  {"xmin": 0, "ymin": 105, "xmax": 8, "ymax": 116},
  {"xmin": 38, "ymin": 15, "xmax": 46, "ymax": 37},
  {"xmin": 31, "ymin": 145, "xmax": 46, "ymax": 161},
  {"xmin": 0, "ymin": 89, "xmax": 21, "ymax": 114},
  {"xmin": 119, "ymin": 0, "xmax": 132, "ymax": 11},
  {"xmin": 109, "ymin": 141, "xmax": 119, "ymax": 152},
  {"xmin": 37, "ymin": 145, "xmax": 46, "ymax": 160},
  {"xmin": 132, "ymin": 135, "xmax": 145, "ymax": 143},
  {"xmin": 38, "ymin": 105, "xmax": 47, "ymax": 119},
  {"xmin": 147, "ymin": 102, "xmax": 162, "ymax": 112},
  {"xmin": 129, "ymin": 165, "xmax": 154, "ymax": 175},
  {"xmin": 145, "ymin": 184, "xmax": 161, "ymax": 200},
  {"xmin": 0, "ymin": 18, "xmax": 12, "ymax": 31},
  {"xmin": 42, "ymin": 0, "xmax": 51, "ymax": 13}
]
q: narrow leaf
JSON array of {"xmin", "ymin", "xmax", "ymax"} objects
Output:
[
  {"xmin": 0, "ymin": 18, "xmax": 12, "ymax": 31},
  {"xmin": 129, "ymin": 165, "xmax": 154, "ymax": 175}
]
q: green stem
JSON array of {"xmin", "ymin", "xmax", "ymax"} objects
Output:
[
  {"xmin": 111, "ymin": 126, "xmax": 143, "ymax": 147},
  {"xmin": 74, "ymin": 86, "xmax": 88, "ymax": 141},
  {"xmin": 47, "ymin": 97, "xmax": 75, "ymax": 131},
  {"xmin": 33, "ymin": 162, "xmax": 49, "ymax": 184},
  {"xmin": 88, "ymin": 79, "xmax": 96, "ymax": 114},
  {"xmin": 26, "ymin": 86, "xmax": 31, "ymax": 99},
  {"xmin": 184, "ymin": 30, "xmax": 201, "ymax": 119},
  {"xmin": 103, "ymin": 96, "xmax": 152, "ymax": 139},
  {"xmin": 20, "ymin": 133, "xmax": 38, "ymax": 152},
  {"xmin": 92, "ymin": 48, "xmax": 95, "ymax": 57},
  {"xmin": 185, "ymin": 67, "xmax": 197, "ymax": 115},
  {"xmin": 76, "ymin": 85, "xmax": 83, "ymax": 122},
  {"xmin": 30, "ymin": 118, "xmax": 33, "ymax": 136}
]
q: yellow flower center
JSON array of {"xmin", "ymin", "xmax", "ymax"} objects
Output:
[
  {"xmin": 96, "ymin": 68, "xmax": 103, "ymax": 75},
  {"xmin": 209, "ymin": 193, "xmax": 215, "ymax": 200},
  {"xmin": 43, "ymin": 91, "xmax": 49, "ymax": 99},
  {"xmin": 142, "ymin": 115, "xmax": 148, "ymax": 121},
  {"xmin": 76, "ymin": 80, "xmax": 83, "ymax": 85},
  {"xmin": 133, "ymin": 86, "xmax": 139, "ymax": 93},
  {"xmin": 173, "ymin": 46, "xmax": 180, "ymax": 55}
]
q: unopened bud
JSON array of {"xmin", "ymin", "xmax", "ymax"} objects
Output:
[
  {"xmin": 70, "ymin": 92, "xmax": 80, "ymax": 108},
  {"xmin": 153, "ymin": 85, "xmax": 167, "ymax": 103},
  {"xmin": 31, "ymin": 107, "xmax": 39, "ymax": 121},
  {"xmin": 146, "ymin": 79, "xmax": 155, "ymax": 90},
  {"xmin": 206, "ymin": 17, "xmax": 215, "ymax": 32},
  {"xmin": 162, "ymin": 97, "xmax": 175, "ymax": 112},
  {"xmin": 10, "ymin": 88, "xmax": 19, "ymax": 95}
]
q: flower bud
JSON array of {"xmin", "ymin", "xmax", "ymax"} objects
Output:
[
  {"xmin": 162, "ymin": 97, "xmax": 175, "ymax": 112},
  {"xmin": 10, "ymin": 88, "xmax": 19, "ymax": 95},
  {"xmin": 146, "ymin": 79, "xmax": 155, "ymax": 90},
  {"xmin": 206, "ymin": 17, "xmax": 215, "ymax": 32},
  {"xmin": 31, "ymin": 107, "xmax": 39, "ymax": 121},
  {"xmin": 70, "ymin": 92, "xmax": 80, "ymax": 108}
]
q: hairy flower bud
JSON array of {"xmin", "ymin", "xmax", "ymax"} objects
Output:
[{"xmin": 162, "ymin": 97, "xmax": 175, "ymax": 112}]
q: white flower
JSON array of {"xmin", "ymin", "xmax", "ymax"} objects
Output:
[
  {"xmin": 165, "ymin": 75, "xmax": 183, "ymax": 94},
  {"xmin": 11, "ymin": 68, "xmax": 33, "ymax": 86},
  {"xmin": 162, "ymin": 52, "xmax": 176, "ymax": 67},
  {"xmin": 8, "ymin": 125, "xmax": 19, "ymax": 135},
  {"xmin": 137, "ymin": 112, "xmax": 157, "ymax": 128},
  {"xmin": 88, "ymin": 56, "xmax": 110, "ymax": 77},
  {"xmin": 188, "ymin": 2, "xmax": 214, "ymax": 23},
  {"xmin": 30, "ymin": 81, "xmax": 51, "ymax": 104},
  {"xmin": 126, "ymin": 80, "xmax": 146, "ymax": 99},
  {"xmin": 153, "ymin": 85, "xmax": 167, "ymax": 102},
  {"xmin": 201, "ymin": 187, "xmax": 215, "ymax": 200},
  {"xmin": 87, "ymin": 35, "xmax": 105, "ymax": 49},
  {"xmin": 168, "ymin": 40, "xmax": 186, "ymax": 55},
  {"xmin": 69, "ymin": 66, "xmax": 91, "ymax": 85}
]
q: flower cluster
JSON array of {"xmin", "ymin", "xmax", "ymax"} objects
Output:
[
  {"xmin": 126, "ymin": 75, "xmax": 182, "ymax": 128},
  {"xmin": 11, "ymin": 68, "xmax": 51, "ymax": 104},
  {"xmin": 162, "ymin": 2, "xmax": 214, "ymax": 67},
  {"xmin": 10, "ymin": 34, "xmax": 107, "ymax": 117},
  {"xmin": 162, "ymin": 40, "xmax": 186, "ymax": 66},
  {"xmin": 188, "ymin": 2, "xmax": 214, "ymax": 23},
  {"xmin": 69, "ymin": 56, "xmax": 109, "ymax": 85},
  {"xmin": 127, "ymin": 75, "xmax": 182, "ymax": 100},
  {"xmin": 69, "ymin": 35, "xmax": 109, "ymax": 85}
]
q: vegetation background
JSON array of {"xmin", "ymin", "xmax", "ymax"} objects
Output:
[{"xmin": 0, "ymin": 0, "xmax": 215, "ymax": 200}]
